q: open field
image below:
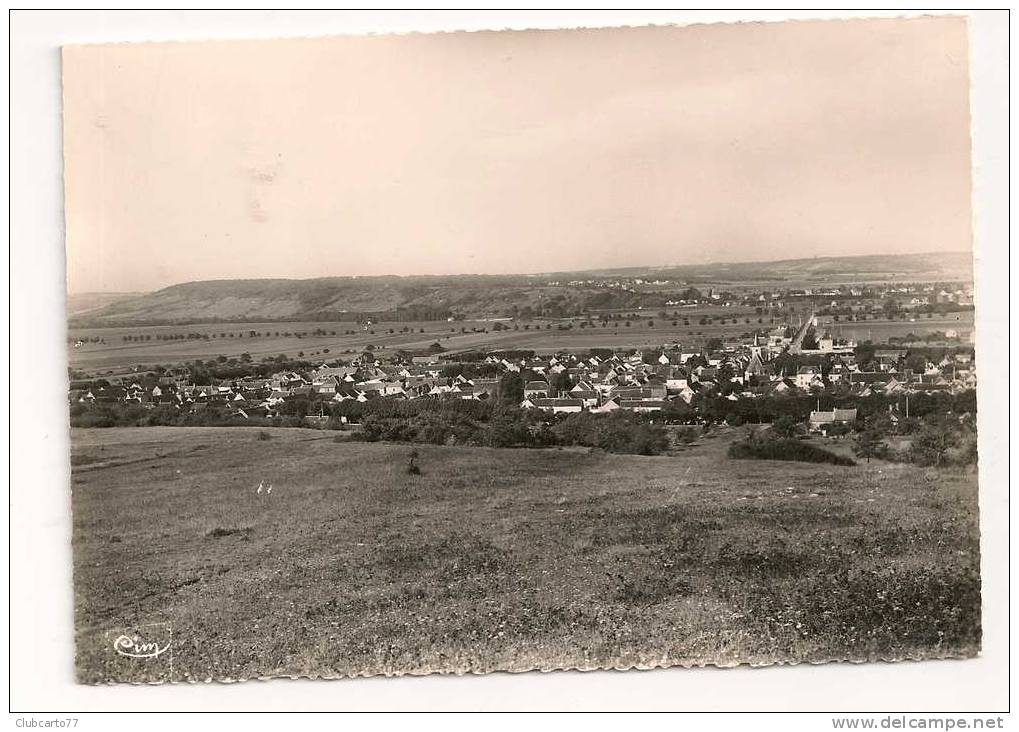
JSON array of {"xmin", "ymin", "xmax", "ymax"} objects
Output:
[
  {"xmin": 71, "ymin": 426, "xmax": 979, "ymax": 681},
  {"xmin": 68, "ymin": 311, "xmax": 974, "ymax": 373}
]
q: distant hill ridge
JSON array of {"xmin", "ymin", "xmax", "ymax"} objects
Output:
[{"xmin": 70, "ymin": 252, "xmax": 973, "ymax": 327}]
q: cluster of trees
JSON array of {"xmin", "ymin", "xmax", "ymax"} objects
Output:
[
  {"xmin": 662, "ymin": 390, "xmax": 976, "ymax": 428},
  {"xmin": 747, "ymin": 404, "xmax": 978, "ymax": 470},
  {"xmin": 438, "ymin": 363, "xmax": 502, "ymax": 379},
  {"xmin": 493, "ymin": 369, "xmax": 580, "ymax": 403},
  {"xmin": 352, "ymin": 404, "xmax": 670, "ymax": 455},
  {"xmin": 550, "ymin": 412, "xmax": 670, "ymax": 455},
  {"xmin": 908, "ymin": 416, "xmax": 978, "ymax": 467},
  {"xmin": 328, "ymin": 397, "xmax": 493, "ymax": 424},
  {"xmin": 581, "ymin": 291, "xmax": 646, "ymax": 312},
  {"xmin": 853, "ymin": 344, "xmax": 974, "ymax": 372},
  {"xmin": 853, "ymin": 412, "xmax": 977, "ymax": 468},
  {"xmin": 720, "ymin": 392, "xmax": 978, "ymax": 470},
  {"xmin": 69, "ymin": 403, "xmax": 287, "ymax": 429},
  {"xmin": 455, "ymin": 349, "xmax": 535, "ymax": 363},
  {"xmin": 183, "ymin": 356, "xmax": 319, "ymax": 385},
  {"xmin": 357, "ymin": 411, "xmax": 496, "ymax": 446}
]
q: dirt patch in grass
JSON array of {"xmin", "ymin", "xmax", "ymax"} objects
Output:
[{"xmin": 205, "ymin": 526, "xmax": 254, "ymax": 539}]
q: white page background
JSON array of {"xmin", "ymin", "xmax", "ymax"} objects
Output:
[{"xmin": 7, "ymin": 9, "xmax": 1011, "ymax": 718}]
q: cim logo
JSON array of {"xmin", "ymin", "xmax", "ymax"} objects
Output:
[{"xmin": 111, "ymin": 624, "xmax": 172, "ymax": 660}]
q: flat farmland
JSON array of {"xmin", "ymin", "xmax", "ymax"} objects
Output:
[
  {"xmin": 828, "ymin": 312, "xmax": 974, "ymax": 343},
  {"xmin": 68, "ymin": 317, "xmax": 781, "ymax": 372},
  {"xmin": 68, "ymin": 311, "xmax": 973, "ymax": 374},
  {"xmin": 68, "ymin": 320, "xmax": 481, "ymax": 372},
  {"xmin": 71, "ymin": 426, "xmax": 979, "ymax": 681}
]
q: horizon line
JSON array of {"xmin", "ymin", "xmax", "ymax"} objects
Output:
[{"xmin": 66, "ymin": 249, "xmax": 974, "ymax": 296}]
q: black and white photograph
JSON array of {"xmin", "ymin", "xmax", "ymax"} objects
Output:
[{"xmin": 8, "ymin": 8, "xmax": 1011, "ymax": 720}]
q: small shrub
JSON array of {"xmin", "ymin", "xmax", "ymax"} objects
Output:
[
  {"xmin": 257, "ymin": 431, "xmax": 271, "ymax": 441},
  {"xmin": 407, "ymin": 449, "xmax": 421, "ymax": 475},
  {"xmin": 854, "ymin": 429, "xmax": 888, "ymax": 463}
]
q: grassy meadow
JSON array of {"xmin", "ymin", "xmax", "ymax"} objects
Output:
[{"xmin": 71, "ymin": 426, "xmax": 980, "ymax": 682}]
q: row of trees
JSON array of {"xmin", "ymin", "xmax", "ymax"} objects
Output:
[
  {"xmin": 69, "ymin": 403, "xmax": 283, "ymax": 428},
  {"xmin": 117, "ymin": 326, "xmax": 439, "ymax": 344},
  {"xmin": 670, "ymin": 390, "xmax": 977, "ymax": 428}
]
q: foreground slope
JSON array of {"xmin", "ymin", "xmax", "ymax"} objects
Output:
[{"xmin": 71, "ymin": 427, "xmax": 979, "ymax": 681}]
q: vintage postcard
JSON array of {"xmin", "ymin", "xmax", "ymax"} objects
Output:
[{"xmin": 62, "ymin": 16, "xmax": 979, "ymax": 684}]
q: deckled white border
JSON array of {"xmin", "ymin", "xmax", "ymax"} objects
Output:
[{"xmin": 9, "ymin": 9, "xmax": 1010, "ymax": 716}]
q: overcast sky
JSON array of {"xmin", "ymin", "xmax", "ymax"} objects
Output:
[{"xmin": 62, "ymin": 16, "xmax": 971, "ymax": 294}]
